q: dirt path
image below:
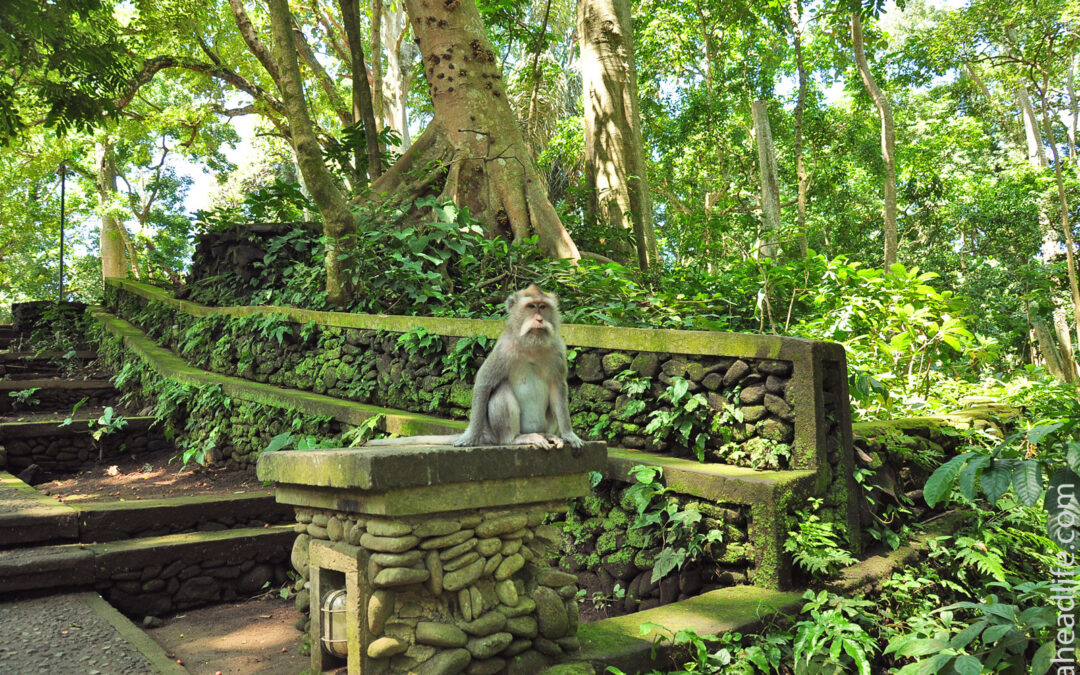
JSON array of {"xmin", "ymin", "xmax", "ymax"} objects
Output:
[
  {"xmin": 146, "ymin": 595, "xmax": 311, "ymax": 675},
  {"xmin": 36, "ymin": 448, "xmax": 265, "ymax": 503}
]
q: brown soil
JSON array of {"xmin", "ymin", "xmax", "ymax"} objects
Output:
[
  {"xmin": 146, "ymin": 595, "xmax": 309, "ymax": 675},
  {"xmin": 0, "ymin": 406, "xmax": 135, "ymax": 425},
  {"xmin": 36, "ymin": 448, "xmax": 265, "ymax": 504}
]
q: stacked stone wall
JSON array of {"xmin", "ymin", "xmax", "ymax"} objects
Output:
[
  {"xmin": 105, "ymin": 285, "xmax": 802, "ymax": 471},
  {"xmin": 293, "ymin": 503, "xmax": 581, "ymax": 673}
]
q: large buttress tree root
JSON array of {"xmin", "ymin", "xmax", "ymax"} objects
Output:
[{"xmin": 368, "ymin": 0, "xmax": 579, "ymax": 260}]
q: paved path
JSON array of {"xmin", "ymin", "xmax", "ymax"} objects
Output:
[{"xmin": 0, "ymin": 592, "xmax": 184, "ymax": 674}]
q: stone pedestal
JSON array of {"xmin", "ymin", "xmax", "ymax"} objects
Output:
[{"xmin": 257, "ymin": 442, "xmax": 606, "ymax": 674}]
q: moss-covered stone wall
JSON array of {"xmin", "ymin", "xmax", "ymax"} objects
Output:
[
  {"xmin": 92, "ymin": 319, "xmax": 344, "ymax": 466},
  {"xmin": 0, "ymin": 419, "xmax": 171, "ymax": 474},
  {"xmin": 552, "ymin": 478, "xmax": 751, "ymax": 619},
  {"xmin": 105, "ymin": 281, "xmax": 849, "ymax": 474}
]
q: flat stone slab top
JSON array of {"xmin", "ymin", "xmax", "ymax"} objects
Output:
[
  {"xmin": 257, "ymin": 441, "xmax": 608, "ymax": 490},
  {"xmin": 0, "ymin": 592, "xmax": 184, "ymax": 674},
  {"xmin": 0, "ymin": 471, "xmax": 78, "ymax": 546}
]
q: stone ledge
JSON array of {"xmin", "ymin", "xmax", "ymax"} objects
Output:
[
  {"xmin": 257, "ymin": 441, "xmax": 607, "ymax": 490},
  {"xmin": 0, "ymin": 471, "xmax": 79, "ymax": 546},
  {"xmin": 92, "ymin": 308, "xmax": 465, "ymax": 435},
  {"xmin": 0, "ymin": 542, "xmax": 94, "ymax": 593},
  {"xmin": 606, "ymin": 447, "xmax": 817, "ymax": 506},
  {"xmin": 78, "ymin": 592, "xmax": 188, "ymax": 674},
  {"xmin": 76, "ymin": 491, "xmax": 288, "ymax": 542},
  {"xmin": 109, "ymin": 277, "xmax": 846, "ymax": 362},
  {"xmin": 0, "ymin": 378, "xmax": 113, "ymax": 392},
  {"xmin": 90, "ymin": 525, "xmax": 295, "ymax": 569},
  {"xmin": 0, "ymin": 416, "xmax": 155, "ymax": 440}
]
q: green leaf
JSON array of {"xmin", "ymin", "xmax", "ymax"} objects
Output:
[
  {"xmin": 948, "ymin": 620, "xmax": 987, "ymax": 650},
  {"xmin": 263, "ymin": 431, "xmax": 296, "ymax": 454},
  {"xmin": 958, "ymin": 455, "xmax": 990, "ymax": 501},
  {"xmin": 1011, "ymin": 460, "xmax": 1043, "ymax": 506},
  {"xmin": 1067, "ymin": 441, "xmax": 1080, "ymax": 475},
  {"xmin": 671, "ymin": 378, "xmax": 689, "ymax": 402},
  {"xmin": 925, "ymin": 454, "xmax": 973, "ymax": 507},
  {"xmin": 981, "ymin": 622, "xmax": 1013, "ymax": 643},
  {"xmin": 980, "ymin": 462, "xmax": 1012, "ymax": 505},
  {"xmin": 952, "ymin": 654, "xmax": 982, "ymax": 675},
  {"xmin": 1027, "ymin": 422, "xmax": 1064, "ymax": 445},
  {"xmin": 842, "ymin": 638, "xmax": 871, "ymax": 675},
  {"xmin": 1030, "ymin": 640, "xmax": 1055, "ymax": 675}
]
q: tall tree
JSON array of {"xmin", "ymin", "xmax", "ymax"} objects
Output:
[
  {"xmin": 851, "ymin": 2, "xmax": 898, "ymax": 268},
  {"xmin": 751, "ymin": 99, "xmax": 781, "ymax": 259},
  {"xmin": 578, "ymin": 0, "xmax": 658, "ymax": 269}
]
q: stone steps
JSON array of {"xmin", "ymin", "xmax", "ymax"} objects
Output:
[
  {"xmin": 0, "ymin": 465, "xmax": 297, "ymax": 618},
  {"xmin": 0, "ymin": 471, "xmax": 290, "ymax": 546},
  {"xmin": 0, "ymin": 377, "xmax": 118, "ymax": 414},
  {"xmin": 0, "ymin": 416, "xmax": 170, "ymax": 474},
  {"xmin": 0, "ymin": 525, "xmax": 294, "ymax": 600}
]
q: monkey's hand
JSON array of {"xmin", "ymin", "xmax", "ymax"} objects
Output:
[
  {"xmin": 561, "ymin": 431, "xmax": 584, "ymax": 448},
  {"xmin": 453, "ymin": 430, "xmax": 480, "ymax": 447},
  {"xmin": 515, "ymin": 433, "xmax": 559, "ymax": 450}
]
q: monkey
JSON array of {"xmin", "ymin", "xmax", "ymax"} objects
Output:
[{"xmin": 366, "ymin": 285, "xmax": 584, "ymax": 451}]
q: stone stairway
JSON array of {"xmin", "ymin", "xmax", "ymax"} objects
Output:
[{"xmin": 0, "ymin": 317, "xmax": 295, "ymax": 630}]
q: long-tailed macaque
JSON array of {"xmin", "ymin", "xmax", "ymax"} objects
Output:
[{"xmin": 367, "ymin": 285, "xmax": 584, "ymax": 450}]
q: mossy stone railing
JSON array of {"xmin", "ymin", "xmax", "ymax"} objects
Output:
[{"xmin": 104, "ymin": 278, "xmax": 851, "ymax": 473}]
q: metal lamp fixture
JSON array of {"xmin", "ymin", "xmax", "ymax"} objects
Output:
[{"xmin": 320, "ymin": 588, "xmax": 350, "ymax": 658}]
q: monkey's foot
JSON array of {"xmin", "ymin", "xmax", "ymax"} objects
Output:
[{"xmin": 514, "ymin": 433, "xmax": 561, "ymax": 450}]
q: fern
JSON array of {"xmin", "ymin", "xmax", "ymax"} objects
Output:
[
  {"xmin": 785, "ymin": 498, "xmax": 858, "ymax": 578},
  {"xmin": 953, "ymin": 535, "xmax": 1007, "ymax": 582}
]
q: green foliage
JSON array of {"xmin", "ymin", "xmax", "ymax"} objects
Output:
[
  {"xmin": 796, "ymin": 261, "xmax": 989, "ymax": 418},
  {"xmin": 624, "ymin": 465, "xmax": 722, "ymax": 583},
  {"xmin": 0, "ymin": 0, "xmax": 135, "ymax": 140},
  {"xmin": 924, "ymin": 410, "xmax": 1080, "ymax": 551},
  {"xmin": 792, "ymin": 591, "xmax": 878, "ymax": 675},
  {"xmin": 195, "ymin": 178, "xmax": 315, "ymax": 232},
  {"xmin": 441, "ymin": 334, "xmax": 492, "ymax": 379},
  {"xmin": 784, "ymin": 497, "xmax": 857, "ymax": 579},
  {"xmin": 885, "ymin": 586, "xmax": 1057, "ymax": 675},
  {"xmin": 645, "ymin": 377, "xmax": 715, "ymax": 461},
  {"xmin": 606, "ymin": 624, "xmax": 789, "ymax": 675},
  {"xmin": 8, "ymin": 387, "xmax": 41, "ymax": 406},
  {"xmin": 396, "ymin": 327, "xmax": 443, "ymax": 360}
]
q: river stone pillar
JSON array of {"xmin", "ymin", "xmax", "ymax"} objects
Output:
[{"xmin": 257, "ymin": 441, "xmax": 606, "ymax": 675}]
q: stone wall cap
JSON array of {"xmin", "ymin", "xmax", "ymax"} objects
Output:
[{"xmin": 256, "ymin": 441, "xmax": 607, "ymax": 490}]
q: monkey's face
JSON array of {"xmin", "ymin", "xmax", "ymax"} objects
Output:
[{"xmin": 513, "ymin": 291, "xmax": 559, "ymax": 346}]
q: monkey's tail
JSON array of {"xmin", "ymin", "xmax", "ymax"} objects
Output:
[{"xmin": 364, "ymin": 434, "xmax": 461, "ymax": 446}]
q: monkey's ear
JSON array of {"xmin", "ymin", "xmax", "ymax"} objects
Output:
[{"xmin": 505, "ymin": 292, "xmax": 518, "ymax": 312}]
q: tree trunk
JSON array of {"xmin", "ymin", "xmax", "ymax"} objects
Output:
[
  {"xmin": 383, "ymin": 0, "xmax": 579, "ymax": 259},
  {"xmin": 96, "ymin": 139, "xmax": 132, "ymax": 281},
  {"xmin": 851, "ymin": 7, "xmax": 897, "ymax": 268},
  {"xmin": 265, "ymin": 0, "xmax": 358, "ymax": 305},
  {"xmin": 751, "ymin": 99, "xmax": 781, "ymax": 260},
  {"xmin": 381, "ymin": 0, "xmax": 415, "ymax": 151},
  {"xmin": 1017, "ymin": 85, "xmax": 1047, "ymax": 168},
  {"xmin": 790, "ymin": 0, "xmax": 808, "ymax": 258},
  {"xmin": 1033, "ymin": 318, "xmax": 1072, "ymax": 382},
  {"xmin": 1053, "ymin": 308, "xmax": 1079, "ymax": 381},
  {"xmin": 338, "ymin": 0, "xmax": 383, "ymax": 181},
  {"xmin": 1040, "ymin": 86, "xmax": 1080, "ymax": 365},
  {"xmin": 371, "ymin": 0, "xmax": 385, "ymax": 132},
  {"xmin": 577, "ymin": 0, "xmax": 657, "ymax": 269}
]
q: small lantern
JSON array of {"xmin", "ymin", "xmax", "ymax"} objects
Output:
[{"xmin": 320, "ymin": 589, "xmax": 349, "ymax": 657}]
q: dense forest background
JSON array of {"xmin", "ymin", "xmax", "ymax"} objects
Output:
[{"xmin": 6, "ymin": 0, "xmax": 1079, "ymax": 424}]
